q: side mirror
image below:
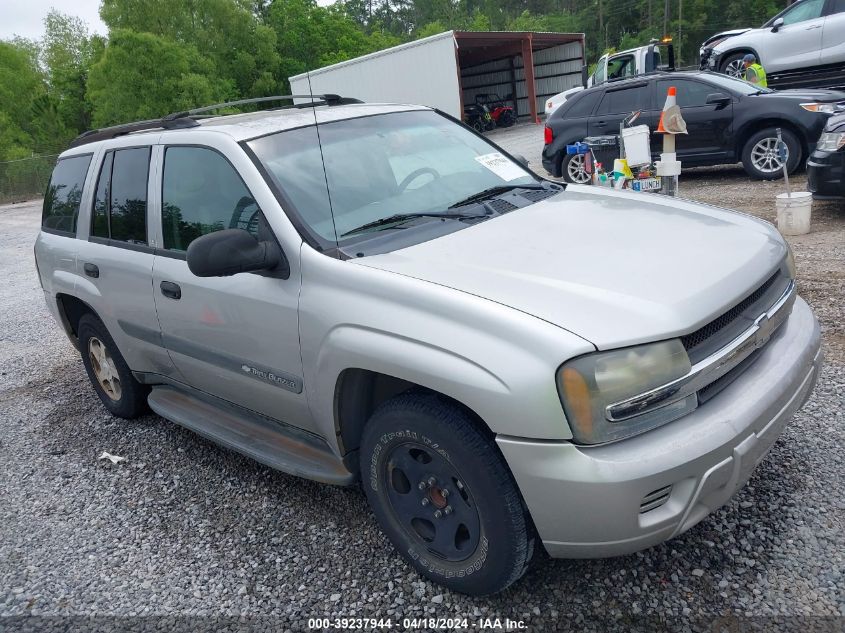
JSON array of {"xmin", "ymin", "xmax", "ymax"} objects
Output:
[
  {"xmin": 581, "ymin": 65, "xmax": 589, "ymax": 88},
  {"xmin": 187, "ymin": 228, "xmax": 282, "ymax": 278},
  {"xmin": 511, "ymin": 153, "xmax": 530, "ymax": 168},
  {"xmin": 705, "ymin": 92, "xmax": 731, "ymax": 107},
  {"xmin": 771, "ymin": 17, "xmax": 784, "ymax": 32}
]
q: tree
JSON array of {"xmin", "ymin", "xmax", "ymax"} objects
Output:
[{"xmin": 86, "ymin": 30, "xmax": 230, "ymax": 126}]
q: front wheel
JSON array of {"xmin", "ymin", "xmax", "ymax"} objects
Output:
[
  {"xmin": 741, "ymin": 127, "xmax": 801, "ymax": 180},
  {"xmin": 720, "ymin": 52, "xmax": 749, "ymax": 78},
  {"xmin": 360, "ymin": 393, "xmax": 534, "ymax": 596}
]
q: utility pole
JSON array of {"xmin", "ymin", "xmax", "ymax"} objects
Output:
[
  {"xmin": 599, "ymin": 0, "xmax": 604, "ymax": 50},
  {"xmin": 663, "ymin": 0, "xmax": 669, "ymax": 36},
  {"xmin": 648, "ymin": 0, "xmax": 653, "ymax": 31},
  {"xmin": 678, "ymin": 0, "xmax": 682, "ymax": 66}
]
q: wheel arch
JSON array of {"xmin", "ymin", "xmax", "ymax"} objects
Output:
[
  {"xmin": 718, "ymin": 46, "xmax": 761, "ymax": 71},
  {"xmin": 55, "ymin": 293, "xmax": 100, "ymax": 348},
  {"xmin": 736, "ymin": 118, "xmax": 806, "ymax": 163}
]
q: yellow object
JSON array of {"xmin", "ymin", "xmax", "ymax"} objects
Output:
[
  {"xmin": 614, "ymin": 158, "xmax": 633, "ymax": 179},
  {"xmin": 745, "ymin": 63, "xmax": 767, "ymax": 88}
]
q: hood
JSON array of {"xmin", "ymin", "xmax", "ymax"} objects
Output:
[
  {"xmin": 758, "ymin": 88, "xmax": 845, "ymax": 102},
  {"xmin": 355, "ymin": 186, "xmax": 787, "ymax": 349},
  {"xmin": 703, "ymin": 28, "xmax": 750, "ymax": 47},
  {"xmin": 825, "ymin": 112, "xmax": 845, "ymax": 132}
]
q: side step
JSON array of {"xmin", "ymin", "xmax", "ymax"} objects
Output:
[{"xmin": 147, "ymin": 385, "xmax": 355, "ymax": 485}]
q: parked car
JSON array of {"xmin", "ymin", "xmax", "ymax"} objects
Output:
[
  {"xmin": 699, "ymin": 0, "xmax": 845, "ymax": 89},
  {"xmin": 545, "ymin": 40, "xmax": 673, "ymax": 117},
  {"xmin": 36, "ymin": 96, "xmax": 821, "ymax": 596},
  {"xmin": 543, "ymin": 70, "xmax": 845, "ymax": 182},
  {"xmin": 807, "ymin": 111, "xmax": 845, "ymax": 198}
]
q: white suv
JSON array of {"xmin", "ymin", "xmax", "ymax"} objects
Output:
[{"xmin": 700, "ymin": 0, "xmax": 845, "ymax": 88}]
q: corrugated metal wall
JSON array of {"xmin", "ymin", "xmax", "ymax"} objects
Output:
[
  {"xmin": 460, "ymin": 42, "xmax": 583, "ymax": 118},
  {"xmin": 289, "ymin": 32, "xmax": 462, "ymax": 118}
]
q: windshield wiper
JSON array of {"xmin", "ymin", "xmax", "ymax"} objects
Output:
[
  {"xmin": 340, "ymin": 211, "xmax": 487, "ymax": 237},
  {"xmin": 448, "ymin": 183, "xmax": 547, "ymax": 209}
]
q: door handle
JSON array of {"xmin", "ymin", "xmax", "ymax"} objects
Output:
[
  {"xmin": 160, "ymin": 281, "xmax": 182, "ymax": 300},
  {"xmin": 805, "ymin": 24, "xmax": 822, "ymax": 29},
  {"xmin": 83, "ymin": 263, "xmax": 99, "ymax": 278},
  {"xmin": 594, "ymin": 120, "xmax": 607, "ymax": 127}
]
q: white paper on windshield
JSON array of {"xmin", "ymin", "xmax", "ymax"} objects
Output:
[{"xmin": 474, "ymin": 152, "xmax": 530, "ymax": 181}]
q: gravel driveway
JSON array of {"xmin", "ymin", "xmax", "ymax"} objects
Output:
[{"xmin": 1, "ymin": 140, "xmax": 843, "ymax": 631}]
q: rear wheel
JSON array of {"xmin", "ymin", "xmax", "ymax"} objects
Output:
[
  {"xmin": 741, "ymin": 127, "xmax": 801, "ymax": 180},
  {"xmin": 561, "ymin": 153, "xmax": 591, "ymax": 184},
  {"xmin": 497, "ymin": 110, "xmax": 516, "ymax": 128},
  {"xmin": 360, "ymin": 393, "xmax": 534, "ymax": 596},
  {"xmin": 78, "ymin": 314, "xmax": 149, "ymax": 418}
]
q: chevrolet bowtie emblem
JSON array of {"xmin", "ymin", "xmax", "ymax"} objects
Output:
[{"xmin": 753, "ymin": 314, "xmax": 770, "ymax": 350}]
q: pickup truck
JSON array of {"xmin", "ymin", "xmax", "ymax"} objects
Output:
[
  {"xmin": 545, "ymin": 40, "xmax": 674, "ymax": 116},
  {"xmin": 35, "ymin": 96, "xmax": 822, "ymax": 596}
]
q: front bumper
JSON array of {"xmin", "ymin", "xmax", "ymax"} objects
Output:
[
  {"xmin": 807, "ymin": 149, "xmax": 845, "ymax": 199},
  {"xmin": 498, "ymin": 297, "xmax": 821, "ymax": 558}
]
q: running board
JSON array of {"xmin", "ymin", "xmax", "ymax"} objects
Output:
[{"xmin": 147, "ymin": 386, "xmax": 355, "ymax": 485}]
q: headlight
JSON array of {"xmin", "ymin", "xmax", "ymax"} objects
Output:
[
  {"xmin": 817, "ymin": 131, "xmax": 845, "ymax": 152},
  {"xmin": 558, "ymin": 340, "xmax": 693, "ymax": 444},
  {"xmin": 801, "ymin": 103, "xmax": 836, "ymax": 114}
]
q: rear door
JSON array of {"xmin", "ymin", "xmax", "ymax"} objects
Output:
[
  {"xmin": 74, "ymin": 144, "xmax": 175, "ymax": 376},
  {"xmin": 757, "ymin": 0, "xmax": 825, "ymax": 71},
  {"xmin": 820, "ymin": 0, "xmax": 845, "ymax": 65},
  {"xmin": 655, "ymin": 78, "xmax": 734, "ymax": 162},
  {"xmin": 588, "ymin": 81, "xmax": 657, "ymax": 139}
]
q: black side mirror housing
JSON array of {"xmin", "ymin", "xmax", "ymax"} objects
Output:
[
  {"xmin": 771, "ymin": 17, "xmax": 784, "ymax": 32},
  {"xmin": 187, "ymin": 229, "xmax": 286, "ymax": 278},
  {"xmin": 705, "ymin": 92, "xmax": 732, "ymax": 108},
  {"xmin": 581, "ymin": 64, "xmax": 589, "ymax": 88}
]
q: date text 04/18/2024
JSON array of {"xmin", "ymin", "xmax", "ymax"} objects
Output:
[{"xmin": 307, "ymin": 617, "xmax": 528, "ymax": 630}]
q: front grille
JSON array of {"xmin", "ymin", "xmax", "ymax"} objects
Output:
[
  {"xmin": 640, "ymin": 485, "xmax": 673, "ymax": 513},
  {"xmin": 682, "ymin": 270, "xmax": 787, "ymax": 364}
]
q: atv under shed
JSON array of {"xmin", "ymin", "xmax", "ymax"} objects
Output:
[{"xmin": 288, "ymin": 30, "xmax": 585, "ymax": 124}]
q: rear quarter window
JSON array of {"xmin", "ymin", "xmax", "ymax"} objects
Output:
[
  {"xmin": 559, "ymin": 90, "xmax": 601, "ymax": 119},
  {"xmin": 42, "ymin": 154, "xmax": 92, "ymax": 234}
]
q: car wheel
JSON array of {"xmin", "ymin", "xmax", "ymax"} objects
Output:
[
  {"xmin": 561, "ymin": 153, "xmax": 591, "ymax": 184},
  {"xmin": 741, "ymin": 127, "xmax": 801, "ymax": 180},
  {"xmin": 720, "ymin": 52, "xmax": 749, "ymax": 78},
  {"xmin": 360, "ymin": 393, "xmax": 534, "ymax": 596},
  {"xmin": 78, "ymin": 314, "xmax": 150, "ymax": 418}
]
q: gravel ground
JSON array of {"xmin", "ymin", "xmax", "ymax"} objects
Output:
[{"xmin": 1, "ymin": 136, "xmax": 844, "ymax": 632}]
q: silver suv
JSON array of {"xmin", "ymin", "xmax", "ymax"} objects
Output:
[{"xmin": 35, "ymin": 96, "xmax": 822, "ymax": 596}]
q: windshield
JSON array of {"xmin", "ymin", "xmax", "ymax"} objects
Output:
[
  {"xmin": 702, "ymin": 72, "xmax": 773, "ymax": 95},
  {"xmin": 247, "ymin": 110, "xmax": 538, "ymax": 246}
]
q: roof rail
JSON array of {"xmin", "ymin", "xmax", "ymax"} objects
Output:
[
  {"xmin": 67, "ymin": 93, "xmax": 362, "ymax": 149},
  {"xmin": 165, "ymin": 93, "xmax": 361, "ymax": 120}
]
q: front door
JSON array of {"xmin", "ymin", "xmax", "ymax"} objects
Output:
[
  {"xmin": 655, "ymin": 78, "xmax": 734, "ymax": 163},
  {"xmin": 150, "ymin": 144, "xmax": 310, "ymax": 430},
  {"xmin": 757, "ymin": 0, "xmax": 825, "ymax": 72}
]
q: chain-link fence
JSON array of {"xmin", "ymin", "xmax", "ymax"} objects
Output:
[{"xmin": 0, "ymin": 154, "xmax": 58, "ymax": 204}]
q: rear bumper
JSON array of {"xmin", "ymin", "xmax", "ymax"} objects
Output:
[
  {"xmin": 807, "ymin": 149, "xmax": 845, "ymax": 200},
  {"xmin": 498, "ymin": 297, "xmax": 821, "ymax": 558}
]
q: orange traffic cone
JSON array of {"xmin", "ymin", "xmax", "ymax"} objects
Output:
[{"xmin": 657, "ymin": 86, "xmax": 677, "ymax": 133}]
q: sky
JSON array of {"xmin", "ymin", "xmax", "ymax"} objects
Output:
[{"xmin": 1, "ymin": 0, "xmax": 108, "ymax": 41}]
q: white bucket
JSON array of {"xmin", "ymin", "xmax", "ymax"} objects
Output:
[
  {"xmin": 776, "ymin": 192, "xmax": 812, "ymax": 236},
  {"xmin": 621, "ymin": 125, "xmax": 651, "ymax": 166}
]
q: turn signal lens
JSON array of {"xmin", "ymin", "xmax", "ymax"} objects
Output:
[
  {"xmin": 785, "ymin": 244, "xmax": 797, "ymax": 279},
  {"xmin": 801, "ymin": 103, "xmax": 836, "ymax": 114}
]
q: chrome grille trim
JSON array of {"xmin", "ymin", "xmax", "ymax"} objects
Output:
[{"xmin": 606, "ymin": 279, "xmax": 796, "ymax": 423}]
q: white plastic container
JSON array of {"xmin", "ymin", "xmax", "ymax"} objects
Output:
[
  {"xmin": 776, "ymin": 192, "xmax": 812, "ymax": 236},
  {"xmin": 621, "ymin": 125, "xmax": 651, "ymax": 166}
]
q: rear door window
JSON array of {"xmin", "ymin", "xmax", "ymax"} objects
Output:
[
  {"xmin": 595, "ymin": 84, "xmax": 650, "ymax": 115},
  {"xmin": 657, "ymin": 79, "xmax": 715, "ymax": 107},
  {"xmin": 90, "ymin": 147, "xmax": 151, "ymax": 245},
  {"xmin": 161, "ymin": 146, "xmax": 261, "ymax": 252},
  {"xmin": 42, "ymin": 154, "xmax": 92, "ymax": 234},
  {"xmin": 562, "ymin": 90, "xmax": 601, "ymax": 118}
]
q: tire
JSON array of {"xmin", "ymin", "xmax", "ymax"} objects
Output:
[
  {"xmin": 720, "ymin": 51, "xmax": 750, "ymax": 78},
  {"xmin": 360, "ymin": 393, "xmax": 534, "ymax": 596},
  {"xmin": 78, "ymin": 314, "xmax": 150, "ymax": 418},
  {"xmin": 497, "ymin": 110, "xmax": 516, "ymax": 128},
  {"xmin": 470, "ymin": 118, "xmax": 485, "ymax": 134},
  {"xmin": 741, "ymin": 127, "xmax": 802, "ymax": 180},
  {"xmin": 561, "ymin": 152, "xmax": 591, "ymax": 184}
]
